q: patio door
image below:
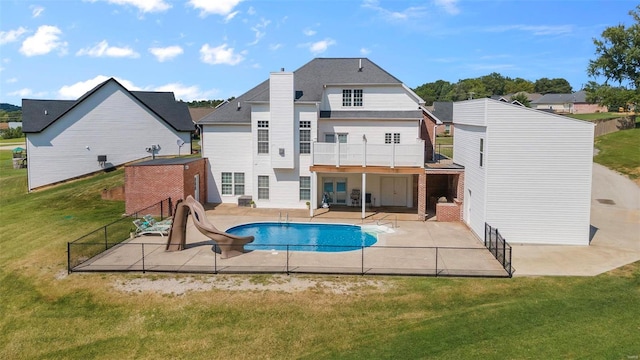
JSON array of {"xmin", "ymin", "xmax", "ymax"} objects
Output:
[
  {"xmin": 381, "ymin": 177, "xmax": 407, "ymax": 207},
  {"xmin": 323, "ymin": 178, "xmax": 347, "ymax": 204}
]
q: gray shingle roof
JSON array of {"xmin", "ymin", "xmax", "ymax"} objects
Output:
[
  {"xmin": 531, "ymin": 90, "xmax": 587, "ymax": 105},
  {"xmin": 199, "ymin": 58, "xmax": 406, "ymax": 125},
  {"xmin": 431, "ymin": 102, "xmax": 453, "ymax": 123},
  {"xmin": 22, "ymin": 78, "xmax": 194, "ymax": 133}
]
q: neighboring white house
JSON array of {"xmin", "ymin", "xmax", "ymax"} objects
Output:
[
  {"xmin": 199, "ymin": 58, "xmax": 434, "ymax": 217},
  {"xmin": 453, "ymin": 99, "xmax": 594, "ymax": 245},
  {"xmin": 22, "ymin": 78, "xmax": 193, "ymax": 191}
]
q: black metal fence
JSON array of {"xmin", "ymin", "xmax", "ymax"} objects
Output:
[
  {"xmin": 67, "ymin": 198, "xmax": 172, "ymax": 273},
  {"xmin": 484, "ymin": 223, "xmax": 514, "ymax": 277},
  {"xmin": 69, "ymin": 240, "xmax": 512, "ymax": 278}
]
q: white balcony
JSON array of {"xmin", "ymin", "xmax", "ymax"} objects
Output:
[{"xmin": 312, "ymin": 140, "xmax": 425, "ymax": 168}]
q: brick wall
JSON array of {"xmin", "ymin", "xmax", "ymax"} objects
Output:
[
  {"xmin": 418, "ymin": 172, "xmax": 427, "ymax": 219},
  {"xmin": 125, "ymin": 158, "xmax": 208, "ymax": 215},
  {"xmin": 436, "ymin": 202, "xmax": 461, "ymax": 222}
]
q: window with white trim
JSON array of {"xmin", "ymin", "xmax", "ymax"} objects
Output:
[
  {"xmin": 221, "ymin": 172, "xmax": 244, "ymax": 195},
  {"xmin": 326, "ymin": 133, "xmax": 347, "ymax": 143},
  {"xmin": 385, "ymin": 133, "xmax": 400, "ymax": 144},
  {"xmin": 299, "ymin": 176, "xmax": 310, "ymax": 201},
  {"xmin": 257, "ymin": 121, "xmax": 269, "ymax": 154},
  {"xmin": 479, "ymin": 138, "xmax": 484, "ymax": 167},
  {"xmin": 234, "ymin": 173, "xmax": 245, "ymax": 195},
  {"xmin": 221, "ymin": 172, "xmax": 232, "ymax": 195},
  {"xmin": 342, "ymin": 89, "xmax": 352, "ymax": 106},
  {"xmin": 353, "ymin": 89, "xmax": 363, "ymax": 106},
  {"xmin": 300, "ymin": 121, "xmax": 311, "ymax": 154},
  {"xmin": 258, "ymin": 175, "xmax": 269, "ymax": 200}
]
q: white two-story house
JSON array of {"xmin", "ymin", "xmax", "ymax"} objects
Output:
[{"xmin": 199, "ymin": 58, "xmax": 436, "ymax": 218}]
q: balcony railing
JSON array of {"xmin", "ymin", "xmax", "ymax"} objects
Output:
[{"xmin": 312, "ymin": 141, "xmax": 424, "ymax": 168}]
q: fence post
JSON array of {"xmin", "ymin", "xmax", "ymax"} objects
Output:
[
  {"xmin": 160, "ymin": 200, "xmax": 164, "ymax": 220},
  {"xmin": 67, "ymin": 242, "xmax": 72, "ymax": 274},
  {"xmin": 104, "ymin": 226, "xmax": 108, "ymax": 250},
  {"xmin": 141, "ymin": 243, "xmax": 145, "ymax": 274},
  {"xmin": 435, "ymin": 247, "xmax": 439, "ymax": 277},
  {"xmin": 361, "ymin": 246, "xmax": 364, "ymax": 275},
  {"xmin": 502, "ymin": 236, "xmax": 506, "ymax": 266},
  {"xmin": 286, "ymin": 245, "xmax": 290, "ymax": 275}
]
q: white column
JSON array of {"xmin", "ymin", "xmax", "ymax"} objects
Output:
[
  {"xmin": 310, "ymin": 171, "xmax": 317, "ymax": 217},
  {"xmin": 361, "ymin": 172, "xmax": 366, "ymax": 219}
]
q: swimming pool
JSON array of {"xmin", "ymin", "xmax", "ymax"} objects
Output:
[{"xmin": 225, "ymin": 222, "xmax": 377, "ymax": 252}]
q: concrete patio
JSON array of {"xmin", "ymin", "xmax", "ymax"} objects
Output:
[{"xmin": 73, "ymin": 206, "xmax": 510, "ymax": 277}]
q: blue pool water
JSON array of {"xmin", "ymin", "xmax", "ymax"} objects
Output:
[{"xmin": 226, "ymin": 222, "xmax": 377, "ymax": 252}]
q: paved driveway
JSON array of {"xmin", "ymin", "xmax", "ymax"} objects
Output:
[{"xmin": 512, "ymin": 163, "xmax": 640, "ymax": 276}]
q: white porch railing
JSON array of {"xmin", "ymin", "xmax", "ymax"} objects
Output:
[{"xmin": 312, "ymin": 140, "xmax": 424, "ymax": 168}]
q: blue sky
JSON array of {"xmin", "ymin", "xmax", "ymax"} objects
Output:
[{"xmin": 0, "ymin": 0, "xmax": 637, "ymax": 106}]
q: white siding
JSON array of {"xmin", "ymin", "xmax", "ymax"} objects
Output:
[
  {"xmin": 483, "ymin": 101, "xmax": 593, "ymax": 245},
  {"xmin": 453, "ymin": 123, "xmax": 487, "ymax": 239},
  {"xmin": 26, "ymin": 81, "xmax": 190, "ymax": 191},
  {"xmin": 454, "ymin": 99, "xmax": 594, "ymax": 245},
  {"xmin": 203, "ymin": 124, "xmax": 252, "ymax": 204},
  {"xmin": 317, "ymin": 119, "xmax": 419, "ymax": 145},
  {"xmin": 269, "ymin": 72, "xmax": 295, "ymax": 169},
  {"xmin": 322, "ymin": 85, "xmax": 419, "ymax": 111}
]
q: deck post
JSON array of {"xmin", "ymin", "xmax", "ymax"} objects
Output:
[{"xmin": 361, "ymin": 173, "xmax": 366, "ymax": 219}]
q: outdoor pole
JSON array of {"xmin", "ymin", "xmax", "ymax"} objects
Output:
[
  {"xmin": 104, "ymin": 226, "xmax": 108, "ymax": 250},
  {"xmin": 141, "ymin": 243, "xmax": 145, "ymax": 274},
  {"xmin": 67, "ymin": 242, "xmax": 71, "ymax": 274},
  {"xmin": 435, "ymin": 247, "xmax": 439, "ymax": 277},
  {"xmin": 286, "ymin": 245, "xmax": 290, "ymax": 275}
]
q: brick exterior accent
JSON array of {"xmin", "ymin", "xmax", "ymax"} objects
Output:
[
  {"xmin": 436, "ymin": 202, "xmax": 461, "ymax": 222},
  {"xmin": 101, "ymin": 185, "xmax": 125, "ymax": 201},
  {"xmin": 125, "ymin": 158, "xmax": 207, "ymax": 215}
]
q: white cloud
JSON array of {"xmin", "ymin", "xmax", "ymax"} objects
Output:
[
  {"xmin": 433, "ymin": 0, "xmax": 459, "ymax": 15},
  {"xmin": 31, "ymin": 5, "xmax": 45, "ymax": 18},
  {"xmin": 58, "ymin": 75, "xmax": 140, "ymax": 99},
  {"xmin": 1, "ymin": 27, "xmax": 28, "ymax": 45},
  {"xmin": 305, "ymin": 38, "xmax": 336, "ymax": 55},
  {"xmin": 153, "ymin": 83, "xmax": 218, "ymax": 101},
  {"xmin": 149, "ymin": 45, "xmax": 183, "ymax": 62},
  {"xmin": 248, "ymin": 18, "xmax": 270, "ymax": 46},
  {"xmin": 269, "ymin": 43, "xmax": 283, "ymax": 51},
  {"xmin": 8, "ymin": 88, "xmax": 34, "ymax": 97},
  {"xmin": 303, "ymin": 29, "xmax": 316, "ymax": 36},
  {"xmin": 362, "ymin": 0, "xmax": 428, "ymax": 21},
  {"xmin": 19, "ymin": 25, "xmax": 68, "ymax": 56},
  {"xmin": 224, "ymin": 11, "xmax": 240, "ymax": 22},
  {"xmin": 188, "ymin": 0, "xmax": 243, "ymax": 17},
  {"xmin": 247, "ymin": 6, "xmax": 255, "ymax": 15},
  {"xmin": 484, "ymin": 24, "xmax": 573, "ymax": 36},
  {"xmin": 76, "ymin": 40, "xmax": 140, "ymax": 58},
  {"xmin": 360, "ymin": 48, "xmax": 371, "ymax": 56},
  {"xmin": 200, "ymin": 43, "xmax": 244, "ymax": 65},
  {"xmin": 102, "ymin": 0, "xmax": 171, "ymax": 13},
  {"xmin": 6, "ymin": 77, "xmax": 18, "ymax": 83}
]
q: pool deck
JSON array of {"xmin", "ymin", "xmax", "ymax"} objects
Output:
[{"xmin": 74, "ymin": 204, "xmax": 509, "ymax": 277}]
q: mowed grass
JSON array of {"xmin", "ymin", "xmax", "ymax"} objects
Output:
[
  {"xmin": 1, "ymin": 150, "xmax": 639, "ymax": 359},
  {"xmin": 566, "ymin": 112, "xmax": 628, "ymax": 121},
  {"xmin": 594, "ymin": 128, "xmax": 640, "ymax": 181}
]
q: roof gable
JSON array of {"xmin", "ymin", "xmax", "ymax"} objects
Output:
[
  {"xmin": 200, "ymin": 58, "xmax": 408, "ymax": 125},
  {"xmin": 22, "ymin": 78, "xmax": 193, "ymax": 133}
]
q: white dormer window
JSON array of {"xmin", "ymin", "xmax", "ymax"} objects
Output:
[{"xmin": 342, "ymin": 89, "xmax": 363, "ymax": 107}]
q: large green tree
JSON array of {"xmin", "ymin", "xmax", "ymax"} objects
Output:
[
  {"xmin": 413, "ymin": 80, "xmax": 455, "ymax": 105},
  {"xmin": 587, "ymin": 5, "xmax": 639, "ymax": 110},
  {"xmin": 534, "ymin": 77, "xmax": 573, "ymax": 94}
]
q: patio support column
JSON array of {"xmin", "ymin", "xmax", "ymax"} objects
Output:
[
  {"xmin": 418, "ymin": 172, "xmax": 427, "ymax": 220},
  {"xmin": 361, "ymin": 172, "xmax": 367, "ymax": 219},
  {"xmin": 310, "ymin": 171, "xmax": 317, "ymax": 217}
]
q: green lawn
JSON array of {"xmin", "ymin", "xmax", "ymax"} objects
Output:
[
  {"xmin": 566, "ymin": 112, "xmax": 628, "ymax": 121},
  {"xmin": 594, "ymin": 128, "xmax": 640, "ymax": 180},
  {"xmin": 1, "ymin": 149, "xmax": 639, "ymax": 359}
]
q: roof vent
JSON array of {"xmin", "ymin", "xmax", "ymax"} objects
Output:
[
  {"xmin": 44, "ymin": 110, "xmax": 48, "ymax": 115},
  {"xmin": 237, "ymin": 102, "xmax": 241, "ymax": 111},
  {"xmin": 281, "ymin": 67, "xmax": 285, "ymax": 72},
  {"xmin": 358, "ymin": 59, "xmax": 362, "ymax": 72}
]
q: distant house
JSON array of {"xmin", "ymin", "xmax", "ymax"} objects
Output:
[
  {"xmin": 491, "ymin": 92, "xmax": 542, "ymax": 105},
  {"xmin": 453, "ymin": 99, "xmax": 594, "ymax": 245},
  {"xmin": 531, "ymin": 90, "xmax": 608, "ymax": 114},
  {"xmin": 431, "ymin": 102, "xmax": 453, "ymax": 136},
  {"xmin": 22, "ymin": 78, "xmax": 193, "ymax": 191}
]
